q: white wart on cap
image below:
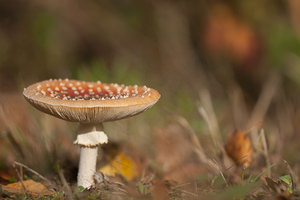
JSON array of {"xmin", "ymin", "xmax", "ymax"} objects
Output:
[{"xmin": 23, "ymin": 79, "xmax": 161, "ymax": 123}]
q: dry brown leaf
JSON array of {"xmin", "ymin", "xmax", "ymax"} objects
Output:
[
  {"xmin": 225, "ymin": 130, "xmax": 253, "ymax": 167},
  {"xmin": 164, "ymin": 163, "xmax": 207, "ymax": 183},
  {"xmin": 155, "ymin": 124, "xmax": 196, "ymax": 172},
  {"xmin": 0, "ymin": 169, "xmax": 15, "ymax": 185},
  {"xmin": 152, "ymin": 180, "xmax": 170, "ymax": 200},
  {"xmin": 1, "ymin": 179, "xmax": 54, "ymax": 197}
]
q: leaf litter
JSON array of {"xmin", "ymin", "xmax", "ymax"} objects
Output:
[{"xmin": 1, "ymin": 80, "xmax": 300, "ymax": 200}]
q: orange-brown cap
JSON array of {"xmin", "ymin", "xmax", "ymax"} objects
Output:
[{"xmin": 23, "ymin": 79, "xmax": 160, "ymax": 123}]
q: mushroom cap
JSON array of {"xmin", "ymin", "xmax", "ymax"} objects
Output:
[{"xmin": 23, "ymin": 79, "xmax": 160, "ymax": 123}]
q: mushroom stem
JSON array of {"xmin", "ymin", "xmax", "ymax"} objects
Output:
[
  {"xmin": 78, "ymin": 147, "xmax": 98, "ymax": 188},
  {"xmin": 75, "ymin": 123, "xmax": 108, "ymax": 188}
]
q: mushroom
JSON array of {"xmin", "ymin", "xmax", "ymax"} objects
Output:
[{"xmin": 23, "ymin": 79, "xmax": 160, "ymax": 188}]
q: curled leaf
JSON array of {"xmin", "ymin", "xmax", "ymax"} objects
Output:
[{"xmin": 225, "ymin": 130, "xmax": 253, "ymax": 167}]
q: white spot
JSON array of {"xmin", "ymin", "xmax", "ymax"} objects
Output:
[
  {"xmin": 104, "ymin": 85, "xmax": 110, "ymax": 90},
  {"xmin": 41, "ymin": 90, "xmax": 46, "ymax": 95}
]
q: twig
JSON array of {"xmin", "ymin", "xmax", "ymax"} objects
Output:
[
  {"xmin": 13, "ymin": 161, "xmax": 55, "ymax": 190},
  {"xmin": 12, "ymin": 163, "xmax": 29, "ymax": 197}
]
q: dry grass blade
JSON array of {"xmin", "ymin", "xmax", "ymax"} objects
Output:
[
  {"xmin": 198, "ymin": 89, "xmax": 221, "ymax": 151},
  {"xmin": 283, "ymin": 160, "xmax": 298, "ymax": 191},
  {"xmin": 230, "ymin": 86, "xmax": 249, "ymax": 128},
  {"xmin": 259, "ymin": 129, "xmax": 271, "ymax": 176},
  {"xmin": 247, "ymin": 73, "xmax": 280, "ymax": 146},
  {"xmin": 57, "ymin": 166, "xmax": 73, "ymax": 200},
  {"xmin": 93, "ymin": 172, "xmax": 128, "ymax": 196},
  {"xmin": 170, "ymin": 112, "xmax": 226, "ymax": 177},
  {"xmin": 172, "ymin": 114, "xmax": 208, "ymax": 164}
]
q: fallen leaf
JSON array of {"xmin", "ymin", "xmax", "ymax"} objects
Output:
[
  {"xmin": 225, "ymin": 130, "xmax": 253, "ymax": 167},
  {"xmin": 99, "ymin": 152, "xmax": 138, "ymax": 181},
  {"xmin": 155, "ymin": 124, "xmax": 196, "ymax": 172},
  {"xmin": 1, "ymin": 179, "xmax": 54, "ymax": 197},
  {"xmin": 164, "ymin": 163, "xmax": 207, "ymax": 183},
  {"xmin": 152, "ymin": 180, "xmax": 170, "ymax": 200}
]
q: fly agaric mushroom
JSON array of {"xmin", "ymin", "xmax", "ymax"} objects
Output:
[{"xmin": 23, "ymin": 79, "xmax": 160, "ymax": 188}]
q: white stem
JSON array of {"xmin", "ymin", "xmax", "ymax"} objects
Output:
[
  {"xmin": 78, "ymin": 147, "xmax": 98, "ymax": 188},
  {"xmin": 75, "ymin": 123, "xmax": 108, "ymax": 188}
]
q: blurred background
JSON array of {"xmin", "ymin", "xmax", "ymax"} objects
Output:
[{"xmin": 1, "ymin": 0, "xmax": 300, "ymax": 197}]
